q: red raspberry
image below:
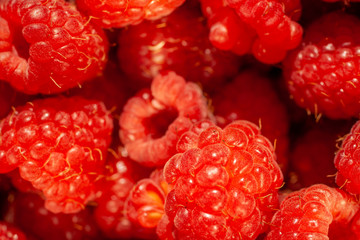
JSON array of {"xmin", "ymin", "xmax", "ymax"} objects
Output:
[
  {"xmin": 117, "ymin": 3, "xmax": 242, "ymax": 92},
  {"xmin": 5, "ymin": 192, "xmax": 100, "ymax": 240},
  {"xmin": 119, "ymin": 71, "xmax": 213, "ymax": 167},
  {"xmin": 0, "ymin": 0, "xmax": 108, "ymax": 94},
  {"xmin": 160, "ymin": 120, "xmax": 283, "ymax": 239},
  {"xmin": 212, "ymin": 70, "xmax": 290, "ymax": 173},
  {"xmin": 0, "ymin": 221, "xmax": 27, "ymax": 240},
  {"xmin": 0, "ymin": 96, "xmax": 113, "ymax": 213},
  {"xmin": 284, "ymin": 11, "xmax": 360, "ymax": 119},
  {"xmin": 76, "ymin": 0, "xmax": 186, "ymax": 28},
  {"xmin": 124, "ymin": 168, "xmax": 170, "ymax": 238},
  {"xmin": 334, "ymin": 120, "xmax": 360, "ymax": 195},
  {"xmin": 200, "ymin": 0, "xmax": 303, "ymax": 64},
  {"xmin": 0, "ymin": 82, "xmax": 31, "ymax": 119},
  {"xmin": 93, "ymin": 145, "xmax": 151, "ymax": 239},
  {"xmin": 267, "ymin": 184, "xmax": 360, "ymax": 239}
]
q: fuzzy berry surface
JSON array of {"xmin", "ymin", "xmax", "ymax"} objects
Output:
[
  {"xmin": 0, "ymin": 0, "xmax": 108, "ymax": 94},
  {"xmin": 119, "ymin": 71, "xmax": 212, "ymax": 167},
  {"xmin": 0, "ymin": 221, "xmax": 27, "ymax": 240},
  {"xmin": 76, "ymin": 0, "xmax": 186, "ymax": 28},
  {"xmin": 267, "ymin": 184, "xmax": 360, "ymax": 239},
  {"xmin": 160, "ymin": 120, "xmax": 283, "ymax": 239},
  {"xmin": 4, "ymin": 192, "xmax": 100, "ymax": 240},
  {"xmin": 117, "ymin": 2, "xmax": 242, "ymax": 92},
  {"xmin": 0, "ymin": 96, "xmax": 113, "ymax": 213},
  {"xmin": 212, "ymin": 70, "xmax": 289, "ymax": 173},
  {"xmin": 284, "ymin": 11, "xmax": 360, "ymax": 119}
]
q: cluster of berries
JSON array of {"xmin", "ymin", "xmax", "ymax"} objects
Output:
[{"xmin": 2, "ymin": 0, "xmax": 360, "ymax": 239}]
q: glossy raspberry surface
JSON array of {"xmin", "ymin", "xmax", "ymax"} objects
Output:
[
  {"xmin": 76, "ymin": 0, "xmax": 186, "ymax": 28},
  {"xmin": 119, "ymin": 71, "xmax": 212, "ymax": 167},
  {"xmin": 117, "ymin": 3, "xmax": 242, "ymax": 92},
  {"xmin": 0, "ymin": 96, "xmax": 113, "ymax": 213},
  {"xmin": 0, "ymin": 0, "xmax": 108, "ymax": 94},
  {"xmin": 267, "ymin": 184, "xmax": 360, "ymax": 239},
  {"xmin": 284, "ymin": 11, "xmax": 360, "ymax": 119},
  {"xmin": 160, "ymin": 120, "xmax": 283, "ymax": 239}
]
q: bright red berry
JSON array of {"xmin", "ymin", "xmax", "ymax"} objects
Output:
[
  {"xmin": 119, "ymin": 71, "xmax": 213, "ymax": 167},
  {"xmin": 212, "ymin": 70, "xmax": 290, "ymax": 173},
  {"xmin": 76, "ymin": 0, "xmax": 186, "ymax": 28},
  {"xmin": 160, "ymin": 120, "xmax": 283, "ymax": 239},
  {"xmin": 117, "ymin": 3, "xmax": 242, "ymax": 92},
  {"xmin": 0, "ymin": 96, "xmax": 113, "ymax": 213},
  {"xmin": 284, "ymin": 11, "xmax": 360, "ymax": 119},
  {"xmin": 267, "ymin": 184, "xmax": 360, "ymax": 239},
  {"xmin": 0, "ymin": 0, "xmax": 108, "ymax": 94}
]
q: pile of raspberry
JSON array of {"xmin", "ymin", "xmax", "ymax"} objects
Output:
[{"xmin": 2, "ymin": 0, "xmax": 360, "ymax": 239}]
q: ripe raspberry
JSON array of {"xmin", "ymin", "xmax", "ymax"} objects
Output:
[
  {"xmin": 0, "ymin": 221, "xmax": 27, "ymax": 240},
  {"xmin": 160, "ymin": 120, "xmax": 283, "ymax": 239},
  {"xmin": 212, "ymin": 70, "xmax": 290, "ymax": 172},
  {"xmin": 0, "ymin": 0, "xmax": 108, "ymax": 94},
  {"xmin": 284, "ymin": 11, "xmax": 360, "ymax": 119},
  {"xmin": 124, "ymin": 168, "xmax": 170, "ymax": 239},
  {"xmin": 0, "ymin": 96, "xmax": 113, "ymax": 213},
  {"xmin": 76, "ymin": 0, "xmax": 186, "ymax": 28},
  {"xmin": 119, "ymin": 71, "xmax": 212, "ymax": 167},
  {"xmin": 200, "ymin": 0, "xmax": 303, "ymax": 64},
  {"xmin": 93, "ymin": 145, "xmax": 151, "ymax": 239},
  {"xmin": 267, "ymin": 184, "xmax": 360, "ymax": 239},
  {"xmin": 0, "ymin": 82, "xmax": 31, "ymax": 119},
  {"xmin": 334, "ymin": 120, "xmax": 360, "ymax": 195},
  {"xmin": 117, "ymin": 3, "xmax": 242, "ymax": 92},
  {"xmin": 5, "ymin": 192, "xmax": 100, "ymax": 240}
]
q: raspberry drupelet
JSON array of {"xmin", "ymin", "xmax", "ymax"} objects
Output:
[
  {"xmin": 0, "ymin": 0, "xmax": 108, "ymax": 94},
  {"xmin": 0, "ymin": 96, "xmax": 113, "ymax": 213},
  {"xmin": 283, "ymin": 11, "xmax": 360, "ymax": 119},
  {"xmin": 117, "ymin": 3, "xmax": 242, "ymax": 92},
  {"xmin": 199, "ymin": 0, "xmax": 303, "ymax": 64},
  {"xmin": 76, "ymin": 0, "xmax": 186, "ymax": 28},
  {"xmin": 267, "ymin": 184, "xmax": 360, "ymax": 239},
  {"xmin": 0, "ymin": 221, "xmax": 27, "ymax": 240},
  {"xmin": 119, "ymin": 71, "xmax": 213, "ymax": 167},
  {"xmin": 159, "ymin": 120, "xmax": 283, "ymax": 239}
]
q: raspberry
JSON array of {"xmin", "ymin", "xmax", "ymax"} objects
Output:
[
  {"xmin": 200, "ymin": 0, "xmax": 303, "ymax": 64},
  {"xmin": 0, "ymin": 0, "xmax": 108, "ymax": 94},
  {"xmin": 119, "ymin": 71, "xmax": 213, "ymax": 167},
  {"xmin": 0, "ymin": 82, "xmax": 31, "ymax": 119},
  {"xmin": 93, "ymin": 145, "xmax": 151, "ymax": 239},
  {"xmin": 284, "ymin": 11, "xmax": 360, "ymax": 119},
  {"xmin": 124, "ymin": 168, "xmax": 170, "ymax": 238},
  {"xmin": 0, "ymin": 96, "xmax": 113, "ymax": 213},
  {"xmin": 76, "ymin": 0, "xmax": 186, "ymax": 28},
  {"xmin": 117, "ymin": 3, "xmax": 242, "ymax": 92},
  {"xmin": 160, "ymin": 120, "xmax": 283, "ymax": 239},
  {"xmin": 5, "ymin": 192, "xmax": 100, "ymax": 240},
  {"xmin": 267, "ymin": 184, "xmax": 360, "ymax": 239},
  {"xmin": 334, "ymin": 120, "xmax": 360, "ymax": 195},
  {"xmin": 0, "ymin": 221, "xmax": 27, "ymax": 240},
  {"xmin": 212, "ymin": 70, "xmax": 290, "ymax": 172}
]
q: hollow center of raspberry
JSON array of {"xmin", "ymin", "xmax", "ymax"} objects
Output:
[
  {"xmin": 12, "ymin": 26, "xmax": 30, "ymax": 59},
  {"xmin": 143, "ymin": 108, "xmax": 178, "ymax": 139}
]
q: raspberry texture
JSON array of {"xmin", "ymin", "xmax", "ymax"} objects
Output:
[
  {"xmin": 284, "ymin": 11, "xmax": 360, "ymax": 119},
  {"xmin": 200, "ymin": 0, "xmax": 303, "ymax": 64},
  {"xmin": 0, "ymin": 221, "xmax": 27, "ymax": 240},
  {"xmin": 5, "ymin": 192, "xmax": 100, "ymax": 240},
  {"xmin": 267, "ymin": 184, "xmax": 360, "ymax": 239},
  {"xmin": 117, "ymin": 3, "xmax": 242, "ymax": 92},
  {"xmin": 334, "ymin": 120, "xmax": 360, "ymax": 195},
  {"xmin": 93, "ymin": 145, "xmax": 151, "ymax": 239},
  {"xmin": 160, "ymin": 120, "xmax": 283, "ymax": 239},
  {"xmin": 76, "ymin": 0, "xmax": 186, "ymax": 28},
  {"xmin": 0, "ymin": 96, "xmax": 113, "ymax": 213},
  {"xmin": 119, "ymin": 71, "xmax": 212, "ymax": 167},
  {"xmin": 212, "ymin": 70, "xmax": 289, "ymax": 173},
  {"xmin": 124, "ymin": 168, "xmax": 170, "ymax": 239},
  {"xmin": 0, "ymin": 0, "xmax": 108, "ymax": 94}
]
